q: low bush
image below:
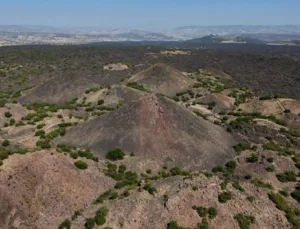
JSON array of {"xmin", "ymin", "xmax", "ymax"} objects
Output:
[
  {"xmin": 233, "ymin": 143, "xmax": 251, "ymax": 153},
  {"xmin": 84, "ymin": 218, "xmax": 95, "ymax": 229},
  {"xmin": 97, "ymin": 99, "xmax": 104, "ymax": 105},
  {"xmin": 268, "ymin": 192, "xmax": 300, "ymax": 227},
  {"xmin": 234, "ymin": 213, "xmax": 255, "ymax": 229},
  {"xmin": 276, "ymin": 171, "xmax": 297, "ymax": 183},
  {"xmin": 218, "ymin": 191, "xmax": 232, "ymax": 203},
  {"xmin": 95, "ymin": 206, "xmax": 109, "ymax": 225},
  {"xmin": 225, "ymin": 160, "xmax": 237, "ymax": 173},
  {"xmin": 74, "ymin": 160, "xmax": 88, "ymax": 170},
  {"xmin": 232, "ymin": 181, "xmax": 245, "ymax": 192},
  {"xmin": 4, "ymin": 112, "xmax": 12, "ymax": 118},
  {"xmin": 58, "ymin": 219, "xmax": 71, "ymax": 229},
  {"xmin": 143, "ymin": 183, "xmax": 157, "ymax": 195},
  {"xmin": 266, "ymin": 165, "xmax": 275, "ymax": 172},
  {"xmin": 170, "ymin": 167, "xmax": 190, "ymax": 176},
  {"xmin": 166, "ymin": 221, "xmax": 185, "ymax": 229},
  {"xmin": 127, "ymin": 82, "xmax": 147, "ymax": 91},
  {"xmin": 246, "ymin": 153, "xmax": 259, "ymax": 163},
  {"xmin": 106, "ymin": 148, "xmax": 125, "ymax": 161},
  {"xmin": 291, "ymin": 189, "xmax": 300, "ymax": 203},
  {"xmin": 251, "ymin": 177, "xmax": 273, "ymax": 189},
  {"xmin": 2, "ymin": 140, "xmax": 10, "ymax": 147}
]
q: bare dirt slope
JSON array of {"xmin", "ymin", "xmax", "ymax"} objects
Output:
[
  {"xmin": 18, "ymin": 75, "xmax": 99, "ymax": 104},
  {"xmin": 128, "ymin": 63, "xmax": 194, "ymax": 97},
  {"xmin": 84, "ymin": 85, "xmax": 147, "ymax": 107},
  {"xmin": 57, "ymin": 94, "xmax": 236, "ymax": 170},
  {"xmin": 71, "ymin": 175, "xmax": 290, "ymax": 229},
  {"xmin": 0, "ymin": 151, "xmax": 114, "ymax": 229}
]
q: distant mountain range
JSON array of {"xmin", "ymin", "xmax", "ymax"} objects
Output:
[{"xmin": 1, "ymin": 25, "xmax": 300, "ymax": 46}]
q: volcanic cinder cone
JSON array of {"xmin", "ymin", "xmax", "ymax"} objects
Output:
[
  {"xmin": 19, "ymin": 74, "xmax": 99, "ymax": 104},
  {"xmin": 57, "ymin": 94, "xmax": 236, "ymax": 169},
  {"xmin": 128, "ymin": 63, "xmax": 194, "ymax": 97}
]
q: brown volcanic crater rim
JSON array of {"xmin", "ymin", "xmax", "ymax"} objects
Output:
[
  {"xmin": 57, "ymin": 94, "xmax": 237, "ymax": 170},
  {"xmin": 128, "ymin": 63, "xmax": 194, "ymax": 97}
]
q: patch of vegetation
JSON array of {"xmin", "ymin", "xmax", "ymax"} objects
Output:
[
  {"xmin": 58, "ymin": 219, "xmax": 71, "ymax": 229},
  {"xmin": 234, "ymin": 213, "xmax": 255, "ymax": 229},
  {"xmin": 197, "ymin": 218, "xmax": 209, "ymax": 229},
  {"xmin": 127, "ymin": 82, "xmax": 147, "ymax": 92},
  {"xmin": 218, "ymin": 191, "xmax": 232, "ymax": 203},
  {"xmin": 276, "ymin": 171, "xmax": 297, "ymax": 183},
  {"xmin": 166, "ymin": 221, "xmax": 185, "ymax": 229},
  {"xmin": 193, "ymin": 206, "xmax": 217, "ymax": 219},
  {"xmin": 74, "ymin": 160, "xmax": 88, "ymax": 170},
  {"xmin": 103, "ymin": 163, "xmax": 139, "ymax": 189},
  {"xmin": 169, "ymin": 167, "xmax": 190, "ymax": 176},
  {"xmin": 212, "ymin": 165, "xmax": 224, "ymax": 173},
  {"xmin": 268, "ymin": 192, "xmax": 300, "ymax": 228},
  {"xmin": 36, "ymin": 127, "xmax": 67, "ymax": 149},
  {"xmin": 84, "ymin": 218, "xmax": 95, "ymax": 229},
  {"xmin": 232, "ymin": 181, "xmax": 245, "ymax": 192},
  {"xmin": 233, "ymin": 142, "xmax": 251, "ymax": 153},
  {"xmin": 97, "ymin": 99, "xmax": 104, "ymax": 105},
  {"xmin": 291, "ymin": 189, "xmax": 300, "ymax": 203},
  {"xmin": 94, "ymin": 190, "xmax": 115, "ymax": 204},
  {"xmin": 106, "ymin": 148, "xmax": 125, "ymax": 161},
  {"xmin": 266, "ymin": 165, "xmax": 275, "ymax": 172},
  {"xmin": 71, "ymin": 210, "xmax": 82, "ymax": 221},
  {"xmin": 259, "ymin": 94, "xmax": 273, "ymax": 100},
  {"xmin": 95, "ymin": 206, "xmax": 109, "ymax": 226},
  {"xmin": 4, "ymin": 112, "xmax": 12, "ymax": 118},
  {"xmin": 143, "ymin": 183, "xmax": 157, "ymax": 195},
  {"xmin": 0, "ymin": 146, "xmax": 29, "ymax": 164},
  {"xmin": 251, "ymin": 177, "xmax": 273, "ymax": 189},
  {"xmin": 246, "ymin": 153, "xmax": 259, "ymax": 163},
  {"xmin": 225, "ymin": 160, "xmax": 237, "ymax": 173},
  {"xmin": 2, "ymin": 140, "xmax": 10, "ymax": 147},
  {"xmin": 85, "ymin": 87, "xmax": 102, "ymax": 94}
]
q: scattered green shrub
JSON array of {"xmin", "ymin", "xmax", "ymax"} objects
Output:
[
  {"xmin": 276, "ymin": 171, "xmax": 297, "ymax": 183},
  {"xmin": 58, "ymin": 219, "xmax": 71, "ymax": 229},
  {"xmin": 4, "ymin": 112, "xmax": 12, "ymax": 118},
  {"xmin": 232, "ymin": 181, "xmax": 245, "ymax": 192},
  {"xmin": 2, "ymin": 140, "xmax": 10, "ymax": 147},
  {"xmin": 251, "ymin": 177, "xmax": 273, "ymax": 189},
  {"xmin": 266, "ymin": 165, "xmax": 275, "ymax": 172},
  {"xmin": 247, "ymin": 153, "xmax": 259, "ymax": 163},
  {"xmin": 291, "ymin": 189, "xmax": 300, "ymax": 203},
  {"xmin": 234, "ymin": 213, "xmax": 255, "ymax": 229},
  {"xmin": 218, "ymin": 191, "xmax": 232, "ymax": 203},
  {"xmin": 106, "ymin": 148, "xmax": 125, "ymax": 161},
  {"xmin": 166, "ymin": 221, "xmax": 185, "ymax": 229},
  {"xmin": 84, "ymin": 218, "xmax": 95, "ymax": 229},
  {"xmin": 170, "ymin": 167, "xmax": 190, "ymax": 176},
  {"xmin": 95, "ymin": 206, "xmax": 109, "ymax": 225},
  {"xmin": 212, "ymin": 165, "xmax": 223, "ymax": 173},
  {"xmin": 143, "ymin": 183, "xmax": 157, "ymax": 195},
  {"xmin": 127, "ymin": 82, "xmax": 147, "ymax": 91},
  {"xmin": 225, "ymin": 160, "xmax": 237, "ymax": 173},
  {"xmin": 74, "ymin": 160, "xmax": 88, "ymax": 170},
  {"xmin": 97, "ymin": 100, "xmax": 104, "ymax": 105}
]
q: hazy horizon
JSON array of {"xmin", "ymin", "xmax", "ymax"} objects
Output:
[{"xmin": 1, "ymin": 0, "xmax": 300, "ymax": 30}]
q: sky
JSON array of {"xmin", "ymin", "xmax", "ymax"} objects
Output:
[{"xmin": 0, "ymin": 0, "xmax": 299, "ymax": 30}]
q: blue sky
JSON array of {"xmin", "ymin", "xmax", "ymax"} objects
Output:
[{"xmin": 0, "ymin": 0, "xmax": 299, "ymax": 29}]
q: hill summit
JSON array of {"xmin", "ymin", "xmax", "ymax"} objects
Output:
[
  {"xmin": 57, "ymin": 94, "xmax": 236, "ymax": 169},
  {"xmin": 128, "ymin": 63, "xmax": 194, "ymax": 97}
]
